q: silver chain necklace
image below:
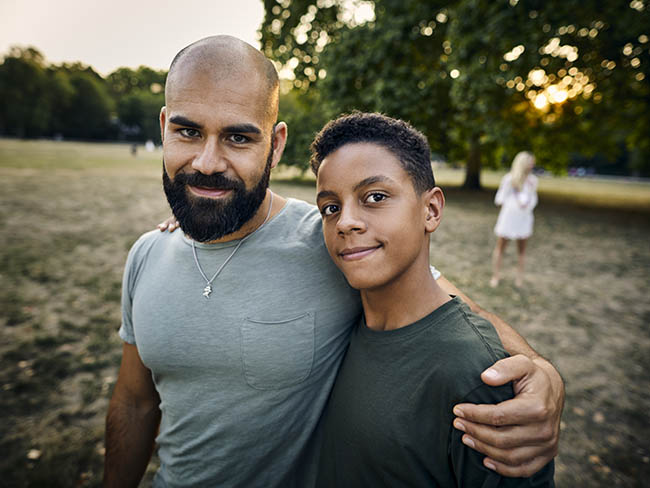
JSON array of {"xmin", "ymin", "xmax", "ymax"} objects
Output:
[{"xmin": 191, "ymin": 191, "xmax": 274, "ymax": 298}]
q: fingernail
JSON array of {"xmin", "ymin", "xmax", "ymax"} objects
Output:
[
  {"xmin": 485, "ymin": 460, "xmax": 496, "ymax": 471},
  {"xmin": 483, "ymin": 368, "xmax": 499, "ymax": 380},
  {"xmin": 453, "ymin": 406, "xmax": 464, "ymax": 417},
  {"xmin": 454, "ymin": 420, "xmax": 466, "ymax": 432},
  {"xmin": 462, "ymin": 436, "xmax": 475, "ymax": 448}
]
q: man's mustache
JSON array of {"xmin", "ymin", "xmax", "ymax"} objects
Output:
[{"xmin": 173, "ymin": 171, "xmax": 244, "ymax": 191}]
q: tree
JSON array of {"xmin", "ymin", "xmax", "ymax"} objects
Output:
[
  {"xmin": 107, "ymin": 66, "xmax": 166, "ymax": 142},
  {"xmin": 116, "ymin": 89, "xmax": 164, "ymax": 143},
  {"xmin": 57, "ymin": 64, "xmax": 115, "ymax": 140},
  {"xmin": 0, "ymin": 47, "xmax": 52, "ymax": 137},
  {"xmin": 261, "ymin": 0, "xmax": 650, "ymax": 184}
]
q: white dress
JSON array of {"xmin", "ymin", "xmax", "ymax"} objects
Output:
[{"xmin": 493, "ymin": 173, "xmax": 538, "ymax": 239}]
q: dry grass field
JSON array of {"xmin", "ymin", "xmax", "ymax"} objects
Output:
[{"xmin": 1, "ymin": 139, "xmax": 649, "ymax": 487}]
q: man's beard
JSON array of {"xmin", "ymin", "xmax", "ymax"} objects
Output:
[{"xmin": 162, "ymin": 150, "xmax": 272, "ymax": 242}]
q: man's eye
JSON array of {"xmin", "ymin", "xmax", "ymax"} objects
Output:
[
  {"xmin": 229, "ymin": 134, "xmax": 249, "ymax": 144},
  {"xmin": 179, "ymin": 128, "xmax": 200, "ymax": 138},
  {"xmin": 366, "ymin": 193, "xmax": 387, "ymax": 203},
  {"xmin": 321, "ymin": 204, "xmax": 339, "ymax": 216}
]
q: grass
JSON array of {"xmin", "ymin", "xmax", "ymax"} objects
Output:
[{"xmin": 1, "ymin": 138, "xmax": 649, "ymax": 487}]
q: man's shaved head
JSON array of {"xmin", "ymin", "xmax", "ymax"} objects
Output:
[{"xmin": 166, "ymin": 35, "xmax": 280, "ymax": 122}]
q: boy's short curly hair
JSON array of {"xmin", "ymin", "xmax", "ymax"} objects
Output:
[{"xmin": 309, "ymin": 112, "xmax": 435, "ymax": 193}]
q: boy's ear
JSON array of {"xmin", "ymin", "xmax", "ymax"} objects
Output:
[{"xmin": 423, "ymin": 187, "xmax": 445, "ymax": 233}]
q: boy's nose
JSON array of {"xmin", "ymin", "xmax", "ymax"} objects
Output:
[{"xmin": 336, "ymin": 206, "xmax": 366, "ymax": 235}]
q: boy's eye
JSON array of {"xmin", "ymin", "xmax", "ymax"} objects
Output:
[
  {"xmin": 179, "ymin": 128, "xmax": 200, "ymax": 138},
  {"xmin": 366, "ymin": 192, "xmax": 387, "ymax": 203},
  {"xmin": 321, "ymin": 204, "xmax": 340, "ymax": 216}
]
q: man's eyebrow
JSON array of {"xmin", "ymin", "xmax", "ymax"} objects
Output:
[
  {"xmin": 353, "ymin": 175, "xmax": 394, "ymax": 192},
  {"xmin": 223, "ymin": 124, "xmax": 262, "ymax": 135},
  {"xmin": 168, "ymin": 115, "xmax": 202, "ymax": 129}
]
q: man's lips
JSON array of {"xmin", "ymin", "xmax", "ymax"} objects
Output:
[
  {"xmin": 339, "ymin": 245, "xmax": 382, "ymax": 261},
  {"xmin": 188, "ymin": 185, "xmax": 233, "ymax": 198}
]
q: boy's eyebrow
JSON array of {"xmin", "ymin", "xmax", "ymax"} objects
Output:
[
  {"xmin": 168, "ymin": 115, "xmax": 202, "ymax": 129},
  {"xmin": 316, "ymin": 175, "xmax": 396, "ymax": 202},
  {"xmin": 353, "ymin": 175, "xmax": 394, "ymax": 191},
  {"xmin": 316, "ymin": 189, "xmax": 337, "ymax": 202}
]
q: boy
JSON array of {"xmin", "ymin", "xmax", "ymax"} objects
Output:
[{"xmin": 311, "ymin": 112, "xmax": 555, "ymax": 487}]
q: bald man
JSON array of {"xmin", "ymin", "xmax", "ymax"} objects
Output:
[{"xmin": 104, "ymin": 36, "xmax": 563, "ymax": 488}]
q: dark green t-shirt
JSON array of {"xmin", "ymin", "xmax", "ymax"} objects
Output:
[{"xmin": 316, "ymin": 297, "xmax": 554, "ymax": 487}]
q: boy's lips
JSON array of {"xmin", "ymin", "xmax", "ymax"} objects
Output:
[
  {"xmin": 188, "ymin": 185, "xmax": 233, "ymax": 198},
  {"xmin": 339, "ymin": 245, "xmax": 382, "ymax": 261}
]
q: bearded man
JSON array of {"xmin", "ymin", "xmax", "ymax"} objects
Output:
[{"xmin": 104, "ymin": 36, "xmax": 563, "ymax": 488}]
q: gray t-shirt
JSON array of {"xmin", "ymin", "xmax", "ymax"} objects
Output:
[{"xmin": 120, "ymin": 199, "xmax": 361, "ymax": 487}]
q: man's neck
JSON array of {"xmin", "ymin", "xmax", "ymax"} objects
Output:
[{"xmin": 360, "ymin": 257, "xmax": 451, "ymax": 332}]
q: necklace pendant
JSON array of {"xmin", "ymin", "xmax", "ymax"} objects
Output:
[{"xmin": 202, "ymin": 284, "xmax": 212, "ymax": 298}]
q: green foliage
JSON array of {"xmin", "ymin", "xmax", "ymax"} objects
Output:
[
  {"xmin": 0, "ymin": 47, "xmax": 168, "ymax": 142},
  {"xmin": 0, "ymin": 47, "xmax": 52, "ymax": 137},
  {"xmin": 278, "ymin": 88, "xmax": 329, "ymax": 170},
  {"xmin": 261, "ymin": 0, "xmax": 650, "ymax": 183},
  {"xmin": 117, "ymin": 89, "xmax": 164, "ymax": 143}
]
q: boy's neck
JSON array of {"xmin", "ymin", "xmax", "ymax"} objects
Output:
[{"xmin": 360, "ymin": 257, "xmax": 451, "ymax": 332}]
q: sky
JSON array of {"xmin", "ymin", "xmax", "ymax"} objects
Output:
[{"xmin": 0, "ymin": 0, "xmax": 266, "ymax": 75}]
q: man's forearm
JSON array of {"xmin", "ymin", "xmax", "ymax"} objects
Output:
[{"xmin": 103, "ymin": 398, "xmax": 161, "ymax": 487}]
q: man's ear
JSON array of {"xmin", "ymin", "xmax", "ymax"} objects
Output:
[
  {"xmin": 269, "ymin": 121, "xmax": 288, "ymax": 169},
  {"xmin": 423, "ymin": 187, "xmax": 445, "ymax": 234},
  {"xmin": 159, "ymin": 106, "xmax": 167, "ymax": 143}
]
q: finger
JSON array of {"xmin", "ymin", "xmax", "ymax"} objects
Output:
[
  {"xmin": 482, "ymin": 454, "xmax": 553, "ymax": 478},
  {"xmin": 460, "ymin": 432, "xmax": 553, "ymax": 469},
  {"xmin": 453, "ymin": 418, "xmax": 553, "ymax": 448},
  {"xmin": 454, "ymin": 396, "xmax": 547, "ymax": 426},
  {"xmin": 480, "ymin": 354, "xmax": 534, "ymax": 387},
  {"xmin": 158, "ymin": 222, "xmax": 169, "ymax": 231}
]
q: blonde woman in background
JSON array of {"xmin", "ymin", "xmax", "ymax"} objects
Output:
[{"xmin": 490, "ymin": 151, "xmax": 538, "ymax": 288}]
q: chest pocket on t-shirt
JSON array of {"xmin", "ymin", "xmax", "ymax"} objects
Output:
[{"xmin": 241, "ymin": 312, "xmax": 315, "ymax": 390}]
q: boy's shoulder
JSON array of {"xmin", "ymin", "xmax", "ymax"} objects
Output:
[{"xmin": 427, "ymin": 298, "xmax": 510, "ymax": 401}]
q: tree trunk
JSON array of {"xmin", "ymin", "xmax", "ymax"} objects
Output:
[{"xmin": 463, "ymin": 136, "xmax": 482, "ymax": 190}]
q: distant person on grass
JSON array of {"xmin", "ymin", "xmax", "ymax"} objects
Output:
[
  {"xmin": 491, "ymin": 152, "xmax": 538, "ymax": 288},
  {"xmin": 310, "ymin": 113, "xmax": 554, "ymax": 487},
  {"xmin": 104, "ymin": 36, "xmax": 563, "ymax": 487}
]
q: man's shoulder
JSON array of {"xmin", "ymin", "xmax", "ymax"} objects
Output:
[
  {"xmin": 125, "ymin": 229, "xmax": 178, "ymax": 268},
  {"xmin": 273, "ymin": 198, "xmax": 324, "ymax": 243},
  {"xmin": 283, "ymin": 198, "xmax": 320, "ymax": 224}
]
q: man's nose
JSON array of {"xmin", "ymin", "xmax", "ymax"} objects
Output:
[
  {"xmin": 336, "ymin": 205, "xmax": 366, "ymax": 235},
  {"xmin": 191, "ymin": 138, "xmax": 228, "ymax": 175}
]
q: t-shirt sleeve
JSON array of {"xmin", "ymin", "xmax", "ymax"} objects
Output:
[
  {"xmin": 118, "ymin": 246, "xmax": 138, "ymax": 344},
  {"xmin": 118, "ymin": 233, "xmax": 154, "ymax": 345},
  {"xmin": 449, "ymin": 382, "xmax": 555, "ymax": 488}
]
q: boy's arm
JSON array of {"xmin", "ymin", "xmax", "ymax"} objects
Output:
[{"xmin": 437, "ymin": 276, "xmax": 564, "ymax": 478}]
